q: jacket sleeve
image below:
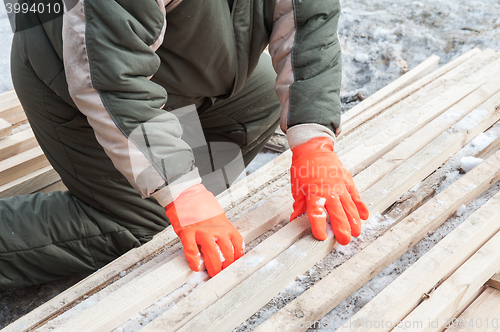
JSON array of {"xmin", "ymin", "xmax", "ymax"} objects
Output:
[
  {"xmin": 62, "ymin": 0, "xmax": 200, "ymax": 207},
  {"xmin": 269, "ymin": 0, "xmax": 342, "ymax": 142}
]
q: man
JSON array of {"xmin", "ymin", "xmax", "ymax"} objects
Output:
[{"xmin": 0, "ymin": 0, "xmax": 368, "ymax": 289}]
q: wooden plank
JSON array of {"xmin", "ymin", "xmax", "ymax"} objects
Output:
[
  {"xmin": 341, "ymin": 58, "xmax": 500, "ymax": 175},
  {"xmin": 0, "ymin": 128, "xmax": 37, "ymax": 161},
  {"xmin": 2, "ymin": 151, "xmax": 295, "ymax": 331},
  {"xmin": 125, "ymin": 215, "xmax": 309, "ymax": 332},
  {"xmin": 361, "ymin": 91, "xmax": 500, "ymax": 215},
  {"xmin": 485, "ymin": 273, "xmax": 500, "ymax": 291},
  {"xmin": 446, "ymin": 287, "xmax": 500, "ymax": 331},
  {"xmin": 0, "ymin": 100, "xmax": 26, "ymax": 125},
  {"xmin": 337, "ymin": 49, "xmax": 497, "ymax": 154},
  {"xmin": 50, "ymin": 188, "xmax": 294, "ymax": 332},
  {"xmin": 397, "ymin": 230, "xmax": 500, "ymax": 331},
  {"xmin": 0, "ymin": 89, "xmax": 26, "ymax": 126},
  {"xmin": 36, "ymin": 180, "xmax": 68, "ymax": 194},
  {"xmin": 38, "ymin": 243, "xmax": 185, "ymax": 331},
  {"xmin": 172, "ymin": 116, "xmax": 500, "ymax": 332},
  {"xmin": 176, "ymin": 228, "xmax": 338, "ymax": 332},
  {"xmin": 339, "ymin": 48, "xmax": 482, "ymax": 137},
  {"xmin": 0, "ymin": 90, "xmax": 18, "ymax": 107},
  {"xmin": 476, "ymin": 135, "xmax": 500, "ymax": 160},
  {"xmin": 0, "ymin": 118, "xmax": 12, "ymax": 138},
  {"xmin": 254, "ymin": 149, "xmax": 500, "ymax": 332},
  {"xmin": 0, "ymin": 147, "xmax": 50, "ymax": 187},
  {"xmin": 338, "ymin": 182, "xmax": 500, "ymax": 332},
  {"xmin": 355, "ymin": 83, "xmax": 500, "ymax": 192},
  {"xmin": 341, "ymin": 54, "xmax": 440, "ymax": 125},
  {"xmin": 0, "ymin": 166, "xmax": 61, "ymax": 199}
]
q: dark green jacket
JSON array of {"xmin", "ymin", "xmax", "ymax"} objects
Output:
[{"xmin": 23, "ymin": 0, "xmax": 342, "ymax": 206}]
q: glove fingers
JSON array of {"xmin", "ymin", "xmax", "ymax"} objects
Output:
[
  {"xmin": 347, "ymin": 182, "xmax": 370, "ymax": 220},
  {"xmin": 230, "ymin": 232, "xmax": 245, "ymax": 260},
  {"xmin": 198, "ymin": 236, "xmax": 223, "ymax": 277},
  {"xmin": 290, "ymin": 196, "xmax": 307, "ymax": 221},
  {"xmin": 306, "ymin": 197, "xmax": 328, "ymax": 241},
  {"xmin": 179, "ymin": 233, "xmax": 202, "ymax": 272},
  {"xmin": 325, "ymin": 195, "xmax": 352, "ymax": 245},
  {"xmin": 217, "ymin": 237, "xmax": 236, "ymax": 270},
  {"xmin": 340, "ymin": 193, "xmax": 362, "ymax": 238}
]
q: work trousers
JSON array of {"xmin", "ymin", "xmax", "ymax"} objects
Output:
[{"xmin": 0, "ymin": 34, "xmax": 280, "ymax": 289}]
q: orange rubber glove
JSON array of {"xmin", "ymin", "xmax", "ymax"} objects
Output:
[
  {"xmin": 290, "ymin": 137, "xmax": 370, "ymax": 245},
  {"xmin": 164, "ymin": 184, "xmax": 244, "ymax": 277}
]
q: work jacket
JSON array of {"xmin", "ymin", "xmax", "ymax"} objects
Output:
[{"xmin": 16, "ymin": 0, "xmax": 342, "ymax": 206}]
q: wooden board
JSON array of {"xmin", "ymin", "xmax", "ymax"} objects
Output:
[
  {"xmin": 0, "ymin": 90, "xmax": 26, "ymax": 126},
  {"xmin": 253, "ymin": 138, "xmax": 500, "ymax": 332},
  {"xmin": 340, "ymin": 48, "xmax": 481, "ymax": 136},
  {"xmin": 49, "ymin": 186, "xmax": 295, "ymax": 331},
  {"xmin": 337, "ymin": 180, "xmax": 500, "ymax": 332},
  {"xmin": 361, "ymin": 91, "xmax": 500, "ymax": 215},
  {"xmin": 337, "ymin": 48, "xmax": 497, "ymax": 154},
  {"xmin": 446, "ymin": 287, "xmax": 500, "ymax": 331},
  {"xmin": 0, "ymin": 118, "xmax": 12, "ymax": 138},
  {"xmin": 398, "ymin": 229, "xmax": 500, "ymax": 331},
  {"xmin": 0, "ymin": 166, "xmax": 61, "ymax": 199},
  {"xmin": 486, "ymin": 273, "xmax": 500, "ymax": 291},
  {"xmin": 355, "ymin": 75, "xmax": 500, "ymax": 192},
  {"xmin": 341, "ymin": 57, "xmax": 500, "ymax": 175},
  {"xmin": 341, "ymin": 54, "xmax": 440, "ymax": 126},
  {"xmin": 0, "ymin": 128, "xmax": 37, "ymax": 161},
  {"xmin": 0, "ymin": 146, "xmax": 50, "ymax": 187}
]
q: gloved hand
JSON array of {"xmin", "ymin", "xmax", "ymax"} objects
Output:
[
  {"xmin": 164, "ymin": 184, "xmax": 244, "ymax": 277},
  {"xmin": 290, "ymin": 137, "xmax": 370, "ymax": 245}
]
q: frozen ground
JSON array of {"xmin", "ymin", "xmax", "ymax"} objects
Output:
[{"xmin": 1, "ymin": 0, "xmax": 500, "ymax": 330}]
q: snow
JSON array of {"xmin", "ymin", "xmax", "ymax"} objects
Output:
[
  {"xmin": 0, "ymin": 4, "xmax": 13, "ymax": 93},
  {"xmin": 338, "ymin": 0, "xmax": 500, "ymax": 113},
  {"xmin": 460, "ymin": 156, "xmax": 484, "ymax": 172},
  {"xmin": 354, "ymin": 53, "xmax": 370, "ymax": 63},
  {"xmin": 456, "ymin": 204, "xmax": 467, "ymax": 216}
]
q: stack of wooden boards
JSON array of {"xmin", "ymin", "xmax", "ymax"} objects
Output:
[
  {"xmin": 0, "ymin": 90, "xmax": 67, "ymax": 198},
  {"xmin": 3, "ymin": 47, "xmax": 500, "ymax": 332}
]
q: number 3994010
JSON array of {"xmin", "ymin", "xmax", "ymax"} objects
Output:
[{"xmin": 5, "ymin": 2, "xmax": 62, "ymax": 14}]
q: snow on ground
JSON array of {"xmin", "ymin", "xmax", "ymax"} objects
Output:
[
  {"xmin": 339, "ymin": 0, "xmax": 500, "ymax": 113},
  {"xmin": 0, "ymin": 4, "xmax": 13, "ymax": 93}
]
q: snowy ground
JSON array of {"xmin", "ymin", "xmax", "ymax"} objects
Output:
[
  {"xmin": 0, "ymin": 4, "xmax": 13, "ymax": 93},
  {"xmin": 1, "ymin": 0, "xmax": 500, "ymax": 330}
]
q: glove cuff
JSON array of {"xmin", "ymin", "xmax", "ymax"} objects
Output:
[
  {"xmin": 153, "ymin": 168, "xmax": 202, "ymax": 207},
  {"xmin": 286, "ymin": 123, "xmax": 336, "ymax": 150}
]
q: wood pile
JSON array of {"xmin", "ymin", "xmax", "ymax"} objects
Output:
[{"xmin": 3, "ymin": 47, "xmax": 500, "ymax": 332}]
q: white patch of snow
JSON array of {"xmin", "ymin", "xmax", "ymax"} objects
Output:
[
  {"xmin": 460, "ymin": 156, "xmax": 484, "ymax": 172},
  {"xmin": 456, "ymin": 204, "xmax": 467, "ymax": 216}
]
